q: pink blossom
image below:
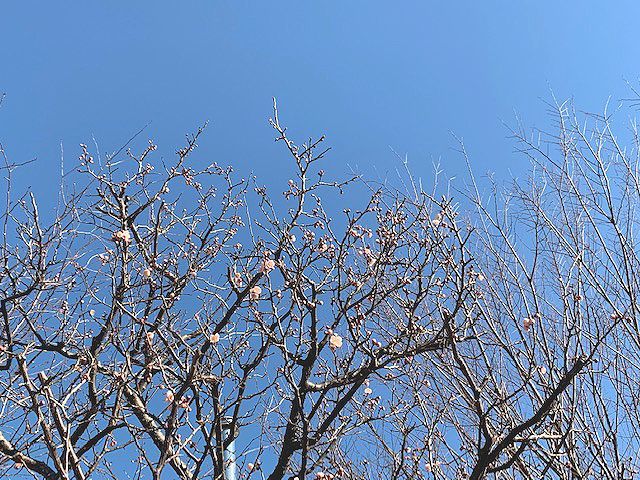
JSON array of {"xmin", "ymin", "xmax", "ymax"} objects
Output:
[
  {"xmin": 250, "ymin": 286, "xmax": 262, "ymax": 300},
  {"xmin": 231, "ymin": 269, "xmax": 244, "ymax": 288},
  {"xmin": 259, "ymin": 258, "xmax": 276, "ymax": 274},
  {"xmin": 329, "ymin": 333, "xmax": 343, "ymax": 351},
  {"xmin": 112, "ymin": 229, "xmax": 132, "ymax": 244},
  {"xmin": 523, "ymin": 316, "xmax": 535, "ymax": 332}
]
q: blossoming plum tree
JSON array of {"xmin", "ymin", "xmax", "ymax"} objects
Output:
[{"xmin": 0, "ymin": 98, "xmax": 637, "ymax": 479}]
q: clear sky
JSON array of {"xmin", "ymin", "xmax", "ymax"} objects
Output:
[{"xmin": 2, "ymin": 1, "xmax": 640, "ymax": 205}]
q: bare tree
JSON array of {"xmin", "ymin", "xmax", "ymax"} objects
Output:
[
  {"xmin": 340, "ymin": 97, "xmax": 639, "ymax": 480},
  {"xmin": 0, "ymin": 96, "xmax": 637, "ymax": 480}
]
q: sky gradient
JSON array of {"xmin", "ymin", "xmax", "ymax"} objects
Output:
[{"xmin": 2, "ymin": 1, "xmax": 640, "ymax": 206}]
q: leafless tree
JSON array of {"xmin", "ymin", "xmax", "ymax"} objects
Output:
[
  {"xmin": 341, "ymin": 97, "xmax": 640, "ymax": 480},
  {"xmin": 0, "ymin": 97, "xmax": 637, "ymax": 479}
]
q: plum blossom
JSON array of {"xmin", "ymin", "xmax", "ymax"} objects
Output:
[
  {"xmin": 209, "ymin": 332, "xmax": 220, "ymax": 344},
  {"xmin": 112, "ymin": 229, "xmax": 131, "ymax": 244},
  {"xmin": 259, "ymin": 258, "xmax": 276, "ymax": 275},
  {"xmin": 231, "ymin": 269, "xmax": 244, "ymax": 288},
  {"xmin": 314, "ymin": 472, "xmax": 335, "ymax": 480},
  {"xmin": 523, "ymin": 316, "xmax": 535, "ymax": 332},
  {"xmin": 164, "ymin": 390, "xmax": 175, "ymax": 403},
  {"xmin": 329, "ymin": 333, "xmax": 343, "ymax": 351},
  {"xmin": 250, "ymin": 285, "xmax": 262, "ymax": 300},
  {"xmin": 316, "ymin": 240, "xmax": 328, "ymax": 253},
  {"xmin": 359, "ymin": 246, "xmax": 376, "ymax": 266},
  {"xmin": 303, "ymin": 230, "xmax": 316, "ymax": 243}
]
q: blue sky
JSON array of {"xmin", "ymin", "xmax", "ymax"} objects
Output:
[{"xmin": 1, "ymin": 1, "xmax": 640, "ymax": 205}]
